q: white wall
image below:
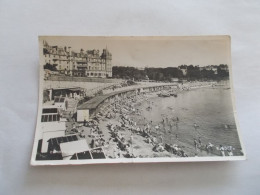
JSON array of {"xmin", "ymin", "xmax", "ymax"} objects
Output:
[{"xmin": 77, "ymin": 109, "xmax": 90, "ymax": 122}]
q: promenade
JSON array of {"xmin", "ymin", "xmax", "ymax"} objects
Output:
[{"xmin": 77, "ymin": 82, "xmax": 178, "ymax": 119}]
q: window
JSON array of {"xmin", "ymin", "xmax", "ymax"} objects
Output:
[
  {"xmin": 54, "ymin": 97, "xmax": 59, "ymax": 103},
  {"xmin": 48, "ymin": 115, "xmax": 53, "ymax": 122},
  {"xmin": 42, "ymin": 108, "xmax": 58, "ymax": 114},
  {"xmin": 59, "ymin": 97, "xmax": 65, "ymax": 102},
  {"xmin": 41, "ymin": 115, "xmax": 48, "ymax": 122},
  {"xmin": 53, "ymin": 115, "xmax": 57, "ymax": 121}
]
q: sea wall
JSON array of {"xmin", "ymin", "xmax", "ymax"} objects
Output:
[{"xmin": 47, "ymin": 75, "xmax": 122, "ymax": 83}]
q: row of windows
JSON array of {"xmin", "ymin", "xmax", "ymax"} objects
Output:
[
  {"xmin": 44, "ymin": 54, "xmax": 107, "ymax": 62},
  {"xmin": 73, "ymin": 72, "xmax": 107, "ymax": 77},
  {"xmin": 57, "ymin": 65, "xmax": 106, "ymax": 71},
  {"xmin": 87, "ymin": 72, "xmax": 106, "ymax": 77},
  {"xmin": 42, "ymin": 108, "xmax": 58, "ymax": 114},
  {"xmin": 54, "ymin": 97, "xmax": 65, "ymax": 103},
  {"xmin": 41, "ymin": 114, "xmax": 60, "ymax": 122},
  {"xmin": 56, "ymin": 60, "xmax": 106, "ymax": 67}
]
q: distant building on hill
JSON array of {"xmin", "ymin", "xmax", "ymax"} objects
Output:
[
  {"xmin": 200, "ymin": 65, "xmax": 219, "ymax": 74},
  {"xmin": 178, "ymin": 65, "xmax": 188, "ymax": 76}
]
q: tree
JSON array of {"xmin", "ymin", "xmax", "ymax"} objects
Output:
[{"xmin": 43, "ymin": 63, "xmax": 57, "ymax": 71}]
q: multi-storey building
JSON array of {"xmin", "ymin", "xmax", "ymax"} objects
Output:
[{"xmin": 42, "ymin": 40, "xmax": 112, "ymax": 78}]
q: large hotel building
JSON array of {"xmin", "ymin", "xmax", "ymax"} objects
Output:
[{"xmin": 42, "ymin": 40, "xmax": 112, "ymax": 78}]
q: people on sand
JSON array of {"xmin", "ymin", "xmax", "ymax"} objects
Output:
[
  {"xmin": 194, "ymin": 123, "xmax": 199, "ymax": 129},
  {"xmin": 146, "ymin": 137, "xmax": 152, "ymax": 144},
  {"xmin": 194, "ymin": 139, "xmax": 198, "ymax": 150},
  {"xmin": 219, "ymin": 145, "xmax": 225, "ymax": 156},
  {"xmin": 82, "ymin": 88, "xmax": 221, "ymax": 159},
  {"xmin": 160, "ymin": 135, "xmax": 163, "ymax": 143},
  {"xmin": 206, "ymin": 142, "xmax": 214, "ymax": 153},
  {"xmin": 153, "ymin": 143, "xmax": 165, "ymax": 152},
  {"xmin": 90, "ymin": 139, "xmax": 95, "ymax": 148},
  {"xmin": 198, "ymin": 137, "xmax": 202, "ymax": 146},
  {"xmin": 227, "ymin": 147, "xmax": 233, "ymax": 156},
  {"xmin": 130, "ymin": 134, "xmax": 133, "ymax": 144},
  {"xmin": 169, "ymin": 123, "xmax": 173, "ymax": 132}
]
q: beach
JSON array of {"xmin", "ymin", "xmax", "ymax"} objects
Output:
[{"xmin": 64, "ymin": 81, "xmax": 243, "ymax": 159}]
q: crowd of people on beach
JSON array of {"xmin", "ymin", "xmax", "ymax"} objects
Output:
[{"xmin": 91, "ymin": 91, "xmax": 191, "ymax": 158}]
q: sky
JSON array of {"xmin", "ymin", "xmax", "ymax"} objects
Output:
[{"xmin": 40, "ymin": 36, "xmax": 230, "ymax": 68}]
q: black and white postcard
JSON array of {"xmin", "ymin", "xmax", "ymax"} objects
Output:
[{"xmin": 31, "ymin": 36, "xmax": 245, "ymax": 165}]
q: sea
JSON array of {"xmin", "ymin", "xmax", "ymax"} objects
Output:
[{"xmin": 135, "ymin": 81, "xmax": 243, "ymax": 156}]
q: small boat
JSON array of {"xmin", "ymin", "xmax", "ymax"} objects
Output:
[
  {"xmin": 161, "ymin": 93, "xmax": 171, "ymax": 97},
  {"xmin": 169, "ymin": 92, "xmax": 177, "ymax": 97},
  {"xmin": 172, "ymin": 93, "xmax": 177, "ymax": 97},
  {"xmin": 157, "ymin": 92, "xmax": 170, "ymax": 97}
]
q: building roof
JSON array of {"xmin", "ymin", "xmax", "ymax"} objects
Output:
[
  {"xmin": 60, "ymin": 139, "xmax": 90, "ymax": 158},
  {"xmin": 41, "ymin": 122, "xmax": 66, "ymax": 133},
  {"xmin": 77, "ymin": 94, "xmax": 111, "ymax": 110}
]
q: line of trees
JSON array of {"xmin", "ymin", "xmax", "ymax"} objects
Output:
[{"xmin": 112, "ymin": 64, "xmax": 229, "ymax": 81}]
